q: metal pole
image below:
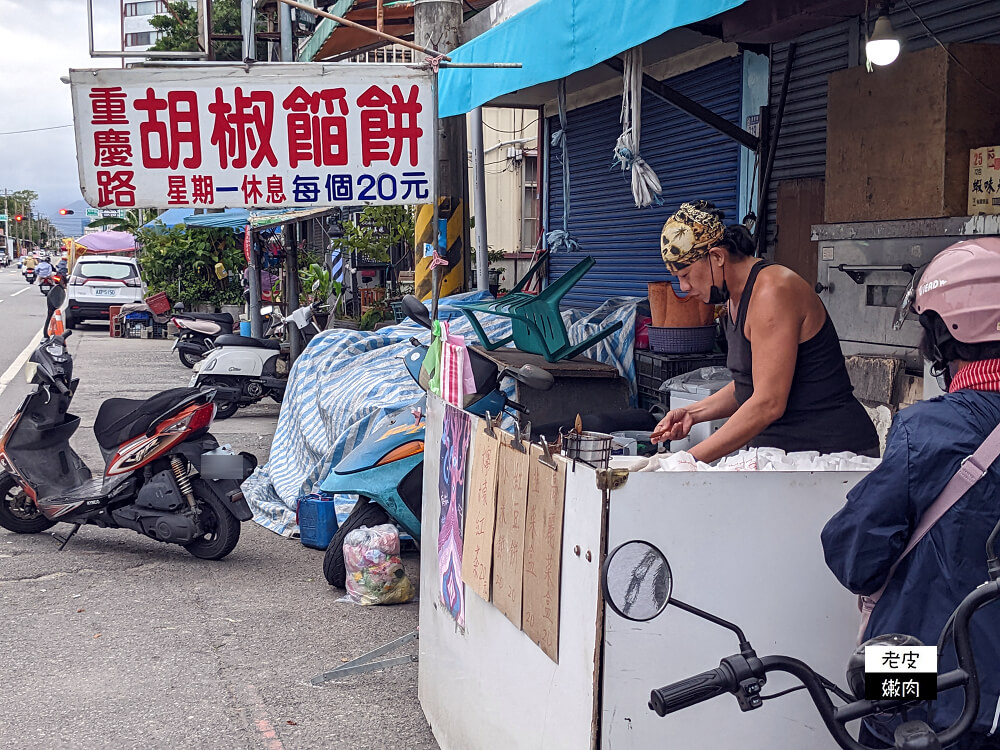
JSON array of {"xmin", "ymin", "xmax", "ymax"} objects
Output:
[
  {"xmin": 240, "ymin": 0, "xmax": 255, "ymax": 60},
  {"xmin": 470, "ymin": 107, "xmax": 489, "ymax": 293},
  {"xmin": 285, "ymin": 223, "xmax": 301, "ymax": 362},
  {"xmin": 248, "ymin": 231, "xmax": 263, "ymax": 337},
  {"xmin": 279, "ymin": 0, "xmax": 293, "ymax": 62}
]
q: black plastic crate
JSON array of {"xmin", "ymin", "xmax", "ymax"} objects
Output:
[{"xmin": 635, "ymin": 350, "xmax": 728, "ymax": 410}]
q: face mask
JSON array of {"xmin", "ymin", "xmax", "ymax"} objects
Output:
[{"xmin": 708, "ymin": 258, "xmax": 730, "ymax": 304}]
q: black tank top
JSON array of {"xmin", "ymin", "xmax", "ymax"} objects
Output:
[{"xmin": 725, "ymin": 261, "xmax": 879, "ymax": 455}]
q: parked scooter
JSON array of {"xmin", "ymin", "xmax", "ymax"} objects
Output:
[
  {"xmin": 189, "ymin": 299, "xmax": 323, "ymax": 419},
  {"xmin": 171, "ymin": 304, "xmax": 239, "ymax": 368},
  {"xmin": 0, "ymin": 293, "xmax": 257, "ymax": 559},
  {"xmin": 601, "ymin": 533, "xmax": 1000, "ymax": 750},
  {"xmin": 321, "ymin": 294, "xmax": 555, "ymax": 588}
]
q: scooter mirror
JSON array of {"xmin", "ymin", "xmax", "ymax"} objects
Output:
[
  {"xmin": 402, "ymin": 294, "xmax": 433, "ymax": 330},
  {"xmin": 512, "ymin": 364, "xmax": 554, "ymax": 392},
  {"xmin": 46, "ymin": 285, "xmax": 66, "ymax": 310},
  {"xmin": 601, "ymin": 540, "xmax": 672, "ymax": 622}
]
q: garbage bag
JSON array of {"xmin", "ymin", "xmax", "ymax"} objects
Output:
[{"xmin": 341, "ymin": 523, "xmax": 415, "ymax": 605}]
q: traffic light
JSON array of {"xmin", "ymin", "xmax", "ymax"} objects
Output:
[
  {"xmin": 14, "ymin": 215, "xmax": 22, "ymax": 222},
  {"xmin": 58, "ymin": 208, "xmax": 74, "ymax": 215}
]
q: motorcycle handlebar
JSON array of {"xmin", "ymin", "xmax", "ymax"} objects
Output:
[
  {"xmin": 649, "ymin": 666, "xmax": 736, "ymax": 717},
  {"xmin": 650, "ymin": 581, "xmax": 1000, "ymax": 749}
]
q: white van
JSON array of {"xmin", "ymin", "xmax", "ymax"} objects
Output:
[{"xmin": 66, "ymin": 255, "xmax": 147, "ymax": 329}]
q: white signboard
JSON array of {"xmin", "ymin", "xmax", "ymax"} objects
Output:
[{"xmin": 69, "ymin": 64, "xmax": 437, "ymax": 210}]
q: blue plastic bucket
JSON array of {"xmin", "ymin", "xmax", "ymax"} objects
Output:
[
  {"xmin": 297, "ymin": 494, "xmax": 340, "ymax": 550},
  {"xmin": 239, "ymin": 320, "xmax": 252, "ymax": 337}
]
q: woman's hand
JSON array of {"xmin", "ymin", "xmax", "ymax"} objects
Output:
[{"xmin": 651, "ymin": 408, "xmax": 694, "ymax": 445}]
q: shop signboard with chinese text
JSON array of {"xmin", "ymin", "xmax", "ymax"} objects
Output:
[
  {"xmin": 969, "ymin": 145, "xmax": 1000, "ymax": 215},
  {"xmin": 69, "ymin": 64, "xmax": 436, "ymax": 210}
]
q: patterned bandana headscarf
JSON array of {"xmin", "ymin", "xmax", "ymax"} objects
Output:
[{"xmin": 660, "ymin": 202, "xmax": 726, "ymax": 273}]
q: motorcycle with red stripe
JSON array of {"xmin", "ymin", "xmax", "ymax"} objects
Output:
[{"xmin": 0, "ymin": 324, "xmax": 258, "ymax": 560}]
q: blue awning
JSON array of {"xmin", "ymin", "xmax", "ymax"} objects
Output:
[
  {"xmin": 184, "ymin": 209, "xmax": 252, "ymax": 229},
  {"xmin": 438, "ymin": 0, "xmax": 748, "ymax": 118}
]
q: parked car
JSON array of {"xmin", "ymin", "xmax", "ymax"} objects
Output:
[{"xmin": 65, "ymin": 255, "xmax": 147, "ymax": 329}]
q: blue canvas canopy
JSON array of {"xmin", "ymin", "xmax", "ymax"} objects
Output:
[{"xmin": 438, "ymin": 0, "xmax": 748, "ymax": 117}]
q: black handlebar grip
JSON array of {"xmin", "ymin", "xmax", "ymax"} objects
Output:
[{"xmin": 649, "ymin": 667, "xmax": 734, "ymax": 717}]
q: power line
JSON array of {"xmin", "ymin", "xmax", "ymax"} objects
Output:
[
  {"xmin": 484, "ymin": 118, "xmax": 539, "ymax": 135},
  {"xmin": 0, "ymin": 124, "xmax": 74, "ymax": 136}
]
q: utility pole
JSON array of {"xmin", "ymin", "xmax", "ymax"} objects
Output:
[
  {"xmin": 278, "ymin": 3, "xmax": 301, "ymax": 360},
  {"xmin": 240, "ymin": 0, "xmax": 264, "ymax": 338},
  {"xmin": 413, "ymin": 0, "xmax": 469, "ymax": 305}
]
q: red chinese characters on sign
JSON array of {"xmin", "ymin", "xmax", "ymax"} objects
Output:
[
  {"xmin": 90, "ymin": 87, "xmax": 128, "ymax": 125},
  {"xmin": 191, "ymin": 175, "xmax": 214, "ymax": 204},
  {"xmin": 208, "ymin": 87, "xmax": 278, "ymax": 169},
  {"xmin": 93, "ymin": 130, "xmax": 132, "ymax": 167},
  {"xmin": 90, "ymin": 87, "xmax": 136, "ymax": 207},
  {"xmin": 134, "ymin": 88, "xmax": 202, "ymax": 169},
  {"xmin": 282, "ymin": 86, "xmax": 349, "ymax": 168},
  {"xmin": 97, "ymin": 171, "xmax": 136, "ymax": 207},
  {"xmin": 357, "ymin": 84, "xmax": 423, "ymax": 167}
]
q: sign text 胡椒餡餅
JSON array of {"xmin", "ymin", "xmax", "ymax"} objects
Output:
[{"xmin": 69, "ymin": 65, "xmax": 436, "ymax": 210}]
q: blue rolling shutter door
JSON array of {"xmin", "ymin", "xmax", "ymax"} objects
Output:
[{"xmin": 547, "ymin": 56, "xmax": 742, "ymax": 312}]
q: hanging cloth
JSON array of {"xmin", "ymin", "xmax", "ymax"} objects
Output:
[
  {"xmin": 612, "ymin": 48, "xmax": 663, "ymax": 208},
  {"xmin": 545, "ymin": 79, "xmax": 581, "ymax": 253}
]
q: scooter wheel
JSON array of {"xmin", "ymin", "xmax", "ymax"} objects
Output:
[
  {"xmin": 0, "ymin": 474, "xmax": 55, "ymax": 534},
  {"xmin": 323, "ymin": 499, "xmax": 390, "ymax": 588},
  {"xmin": 202, "ymin": 377, "xmax": 240, "ymax": 419},
  {"xmin": 178, "ymin": 347, "xmax": 203, "ymax": 369},
  {"xmin": 183, "ymin": 479, "xmax": 241, "ymax": 560}
]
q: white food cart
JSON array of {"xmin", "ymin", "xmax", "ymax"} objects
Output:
[{"xmin": 418, "ymin": 395, "xmax": 869, "ymax": 750}]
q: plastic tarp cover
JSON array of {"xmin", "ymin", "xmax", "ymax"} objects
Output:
[
  {"xmin": 74, "ymin": 230, "xmax": 136, "ymax": 253},
  {"xmin": 242, "ymin": 292, "xmax": 640, "ymax": 536},
  {"xmin": 438, "ymin": 0, "xmax": 748, "ymax": 117}
]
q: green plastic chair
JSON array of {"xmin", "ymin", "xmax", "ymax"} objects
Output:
[{"xmin": 459, "ymin": 252, "xmax": 623, "ymax": 363}]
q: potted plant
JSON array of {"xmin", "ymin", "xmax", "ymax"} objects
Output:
[{"xmin": 300, "ymin": 263, "xmax": 335, "ymax": 329}]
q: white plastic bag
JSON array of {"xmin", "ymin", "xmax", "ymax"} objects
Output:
[{"xmin": 340, "ymin": 523, "xmax": 415, "ymax": 605}]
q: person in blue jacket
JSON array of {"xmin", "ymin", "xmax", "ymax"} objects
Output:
[{"xmin": 822, "ymin": 238, "xmax": 1000, "ymax": 749}]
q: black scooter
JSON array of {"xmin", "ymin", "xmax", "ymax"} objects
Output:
[{"xmin": 0, "ymin": 289, "xmax": 258, "ymax": 559}]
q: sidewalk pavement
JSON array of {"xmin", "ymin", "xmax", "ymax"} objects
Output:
[{"xmin": 0, "ymin": 327, "xmax": 436, "ymax": 750}]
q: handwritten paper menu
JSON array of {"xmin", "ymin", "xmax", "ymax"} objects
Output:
[
  {"xmin": 461, "ymin": 419, "xmax": 502, "ymax": 603},
  {"xmin": 521, "ymin": 444, "xmax": 567, "ymax": 662},
  {"xmin": 492, "ymin": 433, "xmax": 531, "ymax": 627}
]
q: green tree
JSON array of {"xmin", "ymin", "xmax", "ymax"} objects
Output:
[
  {"xmin": 149, "ymin": 0, "xmax": 263, "ymax": 61},
  {"xmin": 135, "ymin": 222, "xmax": 244, "ymax": 307},
  {"xmin": 87, "ymin": 209, "xmax": 157, "ymax": 235},
  {"xmin": 338, "ymin": 206, "xmax": 415, "ymax": 264}
]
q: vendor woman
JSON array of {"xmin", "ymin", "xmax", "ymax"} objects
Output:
[{"xmin": 650, "ymin": 201, "xmax": 878, "ymax": 462}]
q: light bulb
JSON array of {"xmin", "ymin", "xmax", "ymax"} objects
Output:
[{"xmin": 866, "ymin": 15, "xmax": 900, "ymax": 66}]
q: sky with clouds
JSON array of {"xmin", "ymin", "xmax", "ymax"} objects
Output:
[{"xmin": 0, "ymin": 0, "xmax": 121, "ymax": 236}]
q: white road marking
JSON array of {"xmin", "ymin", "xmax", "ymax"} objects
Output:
[
  {"xmin": 11, "ymin": 286, "xmax": 31, "ymax": 297},
  {"xmin": 0, "ymin": 328, "xmax": 44, "ymax": 398}
]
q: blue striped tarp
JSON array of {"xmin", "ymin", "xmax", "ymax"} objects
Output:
[{"xmin": 242, "ymin": 292, "xmax": 639, "ymax": 537}]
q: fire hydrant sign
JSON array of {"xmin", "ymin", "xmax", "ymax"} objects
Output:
[{"xmin": 69, "ymin": 64, "xmax": 436, "ymax": 209}]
